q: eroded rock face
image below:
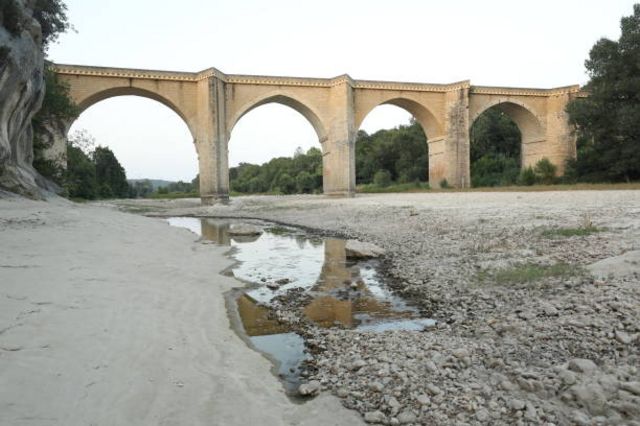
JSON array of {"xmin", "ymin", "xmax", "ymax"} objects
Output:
[{"xmin": 0, "ymin": 0, "xmax": 47, "ymax": 198}]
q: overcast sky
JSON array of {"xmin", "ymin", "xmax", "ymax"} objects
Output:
[{"xmin": 50, "ymin": 0, "xmax": 637, "ymax": 181}]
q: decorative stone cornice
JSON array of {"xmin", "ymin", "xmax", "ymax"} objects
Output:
[
  {"xmin": 51, "ymin": 64, "xmax": 200, "ymax": 82},
  {"xmin": 470, "ymin": 85, "xmax": 582, "ymax": 97},
  {"xmin": 51, "ymin": 63, "xmax": 582, "ymax": 97}
]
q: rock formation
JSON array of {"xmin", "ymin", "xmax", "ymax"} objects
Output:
[{"xmin": 0, "ymin": 0, "xmax": 48, "ymax": 198}]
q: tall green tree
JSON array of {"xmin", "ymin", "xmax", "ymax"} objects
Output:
[
  {"xmin": 65, "ymin": 143, "xmax": 96, "ymax": 199},
  {"xmin": 566, "ymin": 4, "xmax": 640, "ymax": 182},
  {"xmin": 93, "ymin": 146, "xmax": 129, "ymax": 198}
]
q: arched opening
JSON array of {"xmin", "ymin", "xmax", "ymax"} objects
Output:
[
  {"xmin": 470, "ymin": 102, "xmax": 543, "ymax": 187},
  {"xmin": 355, "ymin": 102, "xmax": 432, "ymax": 190},
  {"xmin": 228, "ymin": 98, "xmax": 325, "ymax": 195},
  {"xmin": 68, "ymin": 95, "xmax": 196, "ymax": 198}
]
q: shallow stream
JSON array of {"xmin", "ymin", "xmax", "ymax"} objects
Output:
[{"xmin": 167, "ymin": 217, "xmax": 434, "ymax": 393}]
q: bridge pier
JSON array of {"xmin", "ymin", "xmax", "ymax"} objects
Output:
[
  {"xmin": 322, "ymin": 77, "xmax": 356, "ymax": 197},
  {"xmin": 196, "ymin": 76, "xmax": 229, "ymax": 205}
]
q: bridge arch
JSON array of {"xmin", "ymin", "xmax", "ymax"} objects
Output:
[
  {"xmin": 72, "ymin": 86, "xmax": 196, "ymax": 140},
  {"xmin": 355, "ymin": 97, "xmax": 444, "ymax": 140},
  {"xmin": 470, "ymin": 100, "xmax": 544, "ymax": 143},
  {"xmin": 228, "ymin": 93, "xmax": 328, "ymax": 144}
]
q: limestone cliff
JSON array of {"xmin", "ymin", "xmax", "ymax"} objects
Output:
[{"xmin": 0, "ymin": 0, "xmax": 48, "ymax": 198}]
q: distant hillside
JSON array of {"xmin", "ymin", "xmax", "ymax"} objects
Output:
[{"xmin": 128, "ymin": 179, "xmax": 175, "ymax": 190}]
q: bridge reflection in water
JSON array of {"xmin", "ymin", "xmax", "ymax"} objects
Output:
[
  {"xmin": 193, "ymin": 219, "xmax": 419, "ymax": 335},
  {"xmin": 167, "ymin": 216, "xmax": 430, "ymax": 392}
]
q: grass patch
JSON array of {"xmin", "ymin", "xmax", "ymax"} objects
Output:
[
  {"xmin": 541, "ymin": 226, "xmax": 604, "ymax": 238},
  {"xmin": 477, "ymin": 262, "xmax": 580, "ymax": 285},
  {"xmin": 357, "ymin": 182, "xmax": 431, "ymax": 193},
  {"xmin": 146, "ymin": 191, "xmax": 200, "ymax": 199}
]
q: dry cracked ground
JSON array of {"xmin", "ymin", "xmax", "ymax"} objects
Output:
[{"xmin": 111, "ymin": 191, "xmax": 640, "ymax": 426}]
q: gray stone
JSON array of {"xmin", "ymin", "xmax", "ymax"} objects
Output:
[
  {"xmin": 397, "ymin": 410, "xmax": 417, "ymax": 424},
  {"xmin": 570, "ymin": 383, "xmax": 607, "ymax": 415},
  {"xmin": 228, "ymin": 224, "xmax": 262, "ymax": 236},
  {"xmin": 621, "ymin": 381, "xmax": 640, "ymax": 396},
  {"xmin": 426, "ymin": 383, "xmax": 442, "ymax": 395},
  {"xmin": 369, "ymin": 381, "xmax": 384, "ymax": 392},
  {"xmin": 364, "ymin": 410, "xmax": 386, "ymax": 424},
  {"xmin": 297, "ymin": 380, "xmax": 321, "ymax": 396},
  {"xmin": 345, "ymin": 240, "xmax": 386, "ymax": 259},
  {"xmin": 387, "ymin": 396, "xmax": 401, "ymax": 408},
  {"xmin": 558, "ymin": 369, "xmax": 577, "ymax": 386},
  {"xmin": 452, "ymin": 348, "xmax": 470, "ymax": 359},
  {"xmin": 615, "ymin": 330, "xmax": 632, "ymax": 344},
  {"xmin": 475, "ymin": 408, "xmax": 490, "ymax": 422},
  {"xmin": 524, "ymin": 403, "xmax": 537, "ymax": 421},
  {"xmin": 416, "ymin": 394, "xmax": 430, "ymax": 405},
  {"xmin": 508, "ymin": 399, "xmax": 526, "ymax": 410},
  {"xmin": 350, "ymin": 359, "xmax": 367, "ymax": 371},
  {"xmin": 336, "ymin": 387, "xmax": 349, "ymax": 398},
  {"xmin": 266, "ymin": 282, "xmax": 280, "ymax": 290},
  {"xmin": 568, "ymin": 358, "xmax": 598, "ymax": 374}
]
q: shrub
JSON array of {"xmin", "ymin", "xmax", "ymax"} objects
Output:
[
  {"xmin": 471, "ymin": 154, "xmax": 520, "ymax": 187},
  {"xmin": 534, "ymin": 158, "xmax": 557, "ymax": 185},
  {"xmin": 517, "ymin": 167, "xmax": 537, "ymax": 186},
  {"xmin": 440, "ymin": 179, "xmax": 450, "ymax": 189},
  {"xmin": 373, "ymin": 169, "xmax": 392, "ymax": 188}
]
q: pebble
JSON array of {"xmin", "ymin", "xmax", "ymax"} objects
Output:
[
  {"xmin": 397, "ymin": 410, "xmax": 417, "ymax": 424},
  {"xmin": 298, "ymin": 380, "xmax": 321, "ymax": 397},
  {"xmin": 364, "ymin": 410, "xmax": 386, "ymax": 424},
  {"xmin": 568, "ymin": 359, "xmax": 598, "ymax": 374}
]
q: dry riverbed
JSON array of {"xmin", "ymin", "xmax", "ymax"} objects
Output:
[{"xmin": 110, "ymin": 191, "xmax": 640, "ymax": 426}]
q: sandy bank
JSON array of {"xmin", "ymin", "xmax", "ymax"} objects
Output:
[{"xmin": 0, "ymin": 196, "xmax": 362, "ymax": 426}]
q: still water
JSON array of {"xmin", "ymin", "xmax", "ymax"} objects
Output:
[{"xmin": 167, "ymin": 217, "xmax": 434, "ymax": 392}]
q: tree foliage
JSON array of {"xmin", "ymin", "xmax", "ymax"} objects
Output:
[
  {"xmin": 33, "ymin": 0, "xmax": 72, "ymax": 51},
  {"xmin": 470, "ymin": 108, "xmax": 522, "ymax": 187},
  {"xmin": 94, "ymin": 146, "xmax": 129, "ymax": 198},
  {"xmin": 32, "ymin": 64, "xmax": 79, "ymax": 184},
  {"xmin": 64, "ymin": 131, "xmax": 131, "ymax": 200},
  {"xmin": 356, "ymin": 120, "xmax": 428, "ymax": 185},
  {"xmin": 566, "ymin": 4, "xmax": 640, "ymax": 182},
  {"xmin": 230, "ymin": 146, "xmax": 323, "ymax": 194}
]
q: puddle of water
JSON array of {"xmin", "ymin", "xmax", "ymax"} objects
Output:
[{"xmin": 167, "ymin": 217, "xmax": 435, "ymax": 393}]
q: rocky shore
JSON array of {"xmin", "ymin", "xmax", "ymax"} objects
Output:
[{"xmin": 111, "ymin": 191, "xmax": 640, "ymax": 425}]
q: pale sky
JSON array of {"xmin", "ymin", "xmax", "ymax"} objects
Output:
[{"xmin": 49, "ymin": 0, "xmax": 637, "ymax": 181}]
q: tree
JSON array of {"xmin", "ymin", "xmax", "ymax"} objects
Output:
[
  {"xmin": 65, "ymin": 143, "xmax": 96, "ymax": 199},
  {"xmin": 470, "ymin": 108, "xmax": 522, "ymax": 187},
  {"xmin": 33, "ymin": 0, "xmax": 72, "ymax": 52},
  {"xmin": 32, "ymin": 64, "xmax": 79, "ymax": 184},
  {"xmin": 93, "ymin": 146, "xmax": 129, "ymax": 198},
  {"xmin": 355, "ymin": 120, "xmax": 428, "ymax": 185},
  {"xmin": 470, "ymin": 109, "xmax": 521, "ymax": 164},
  {"xmin": 566, "ymin": 4, "xmax": 640, "ymax": 182}
]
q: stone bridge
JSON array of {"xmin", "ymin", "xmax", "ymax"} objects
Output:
[{"xmin": 51, "ymin": 64, "xmax": 582, "ymax": 204}]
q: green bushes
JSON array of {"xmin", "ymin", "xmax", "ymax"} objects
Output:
[
  {"xmin": 373, "ymin": 170, "xmax": 392, "ymax": 188},
  {"xmin": 471, "ymin": 155, "xmax": 520, "ymax": 187},
  {"xmin": 517, "ymin": 167, "xmax": 537, "ymax": 186},
  {"xmin": 229, "ymin": 146, "xmax": 323, "ymax": 194},
  {"xmin": 356, "ymin": 121, "xmax": 428, "ymax": 186}
]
